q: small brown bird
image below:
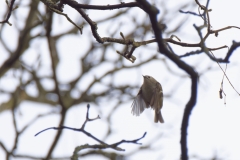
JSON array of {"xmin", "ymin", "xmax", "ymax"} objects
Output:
[{"xmin": 131, "ymin": 75, "xmax": 164, "ymax": 123}]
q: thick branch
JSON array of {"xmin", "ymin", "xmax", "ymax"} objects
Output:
[
  {"xmin": 61, "ymin": 0, "xmax": 140, "ymax": 10},
  {"xmin": 136, "ymin": 1, "xmax": 198, "ymax": 160}
]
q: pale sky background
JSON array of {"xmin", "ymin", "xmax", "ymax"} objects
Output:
[{"xmin": 1, "ymin": 0, "xmax": 240, "ymax": 160}]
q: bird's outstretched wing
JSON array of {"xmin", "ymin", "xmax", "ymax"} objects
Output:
[{"xmin": 131, "ymin": 89, "xmax": 147, "ymax": 116}]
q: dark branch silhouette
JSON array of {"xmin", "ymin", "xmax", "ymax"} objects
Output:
[
  {"xmin": 35, "ymin": 104, "xmax": 147, "ymax": 159},
  {"xmin": 0, "ymin": 0, "xmax": 16, "ymax": 25}
]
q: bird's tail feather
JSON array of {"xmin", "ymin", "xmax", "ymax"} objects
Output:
[{"xmin": 154, "ymin": 111, "xmax": 164, "ymax": 123}]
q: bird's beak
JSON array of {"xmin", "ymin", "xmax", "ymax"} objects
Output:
[{"xmin": 142, "ymin": 75, "xmax": 145, "ymax": 78}]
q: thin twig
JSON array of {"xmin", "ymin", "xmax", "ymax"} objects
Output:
[
  {"xmin": 35, "ymin": 104, "xmax": 146, "ymax": 155},
  {"xmin": 210, "ymin": 51, "xmax": 240, "ymax": 96}
]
